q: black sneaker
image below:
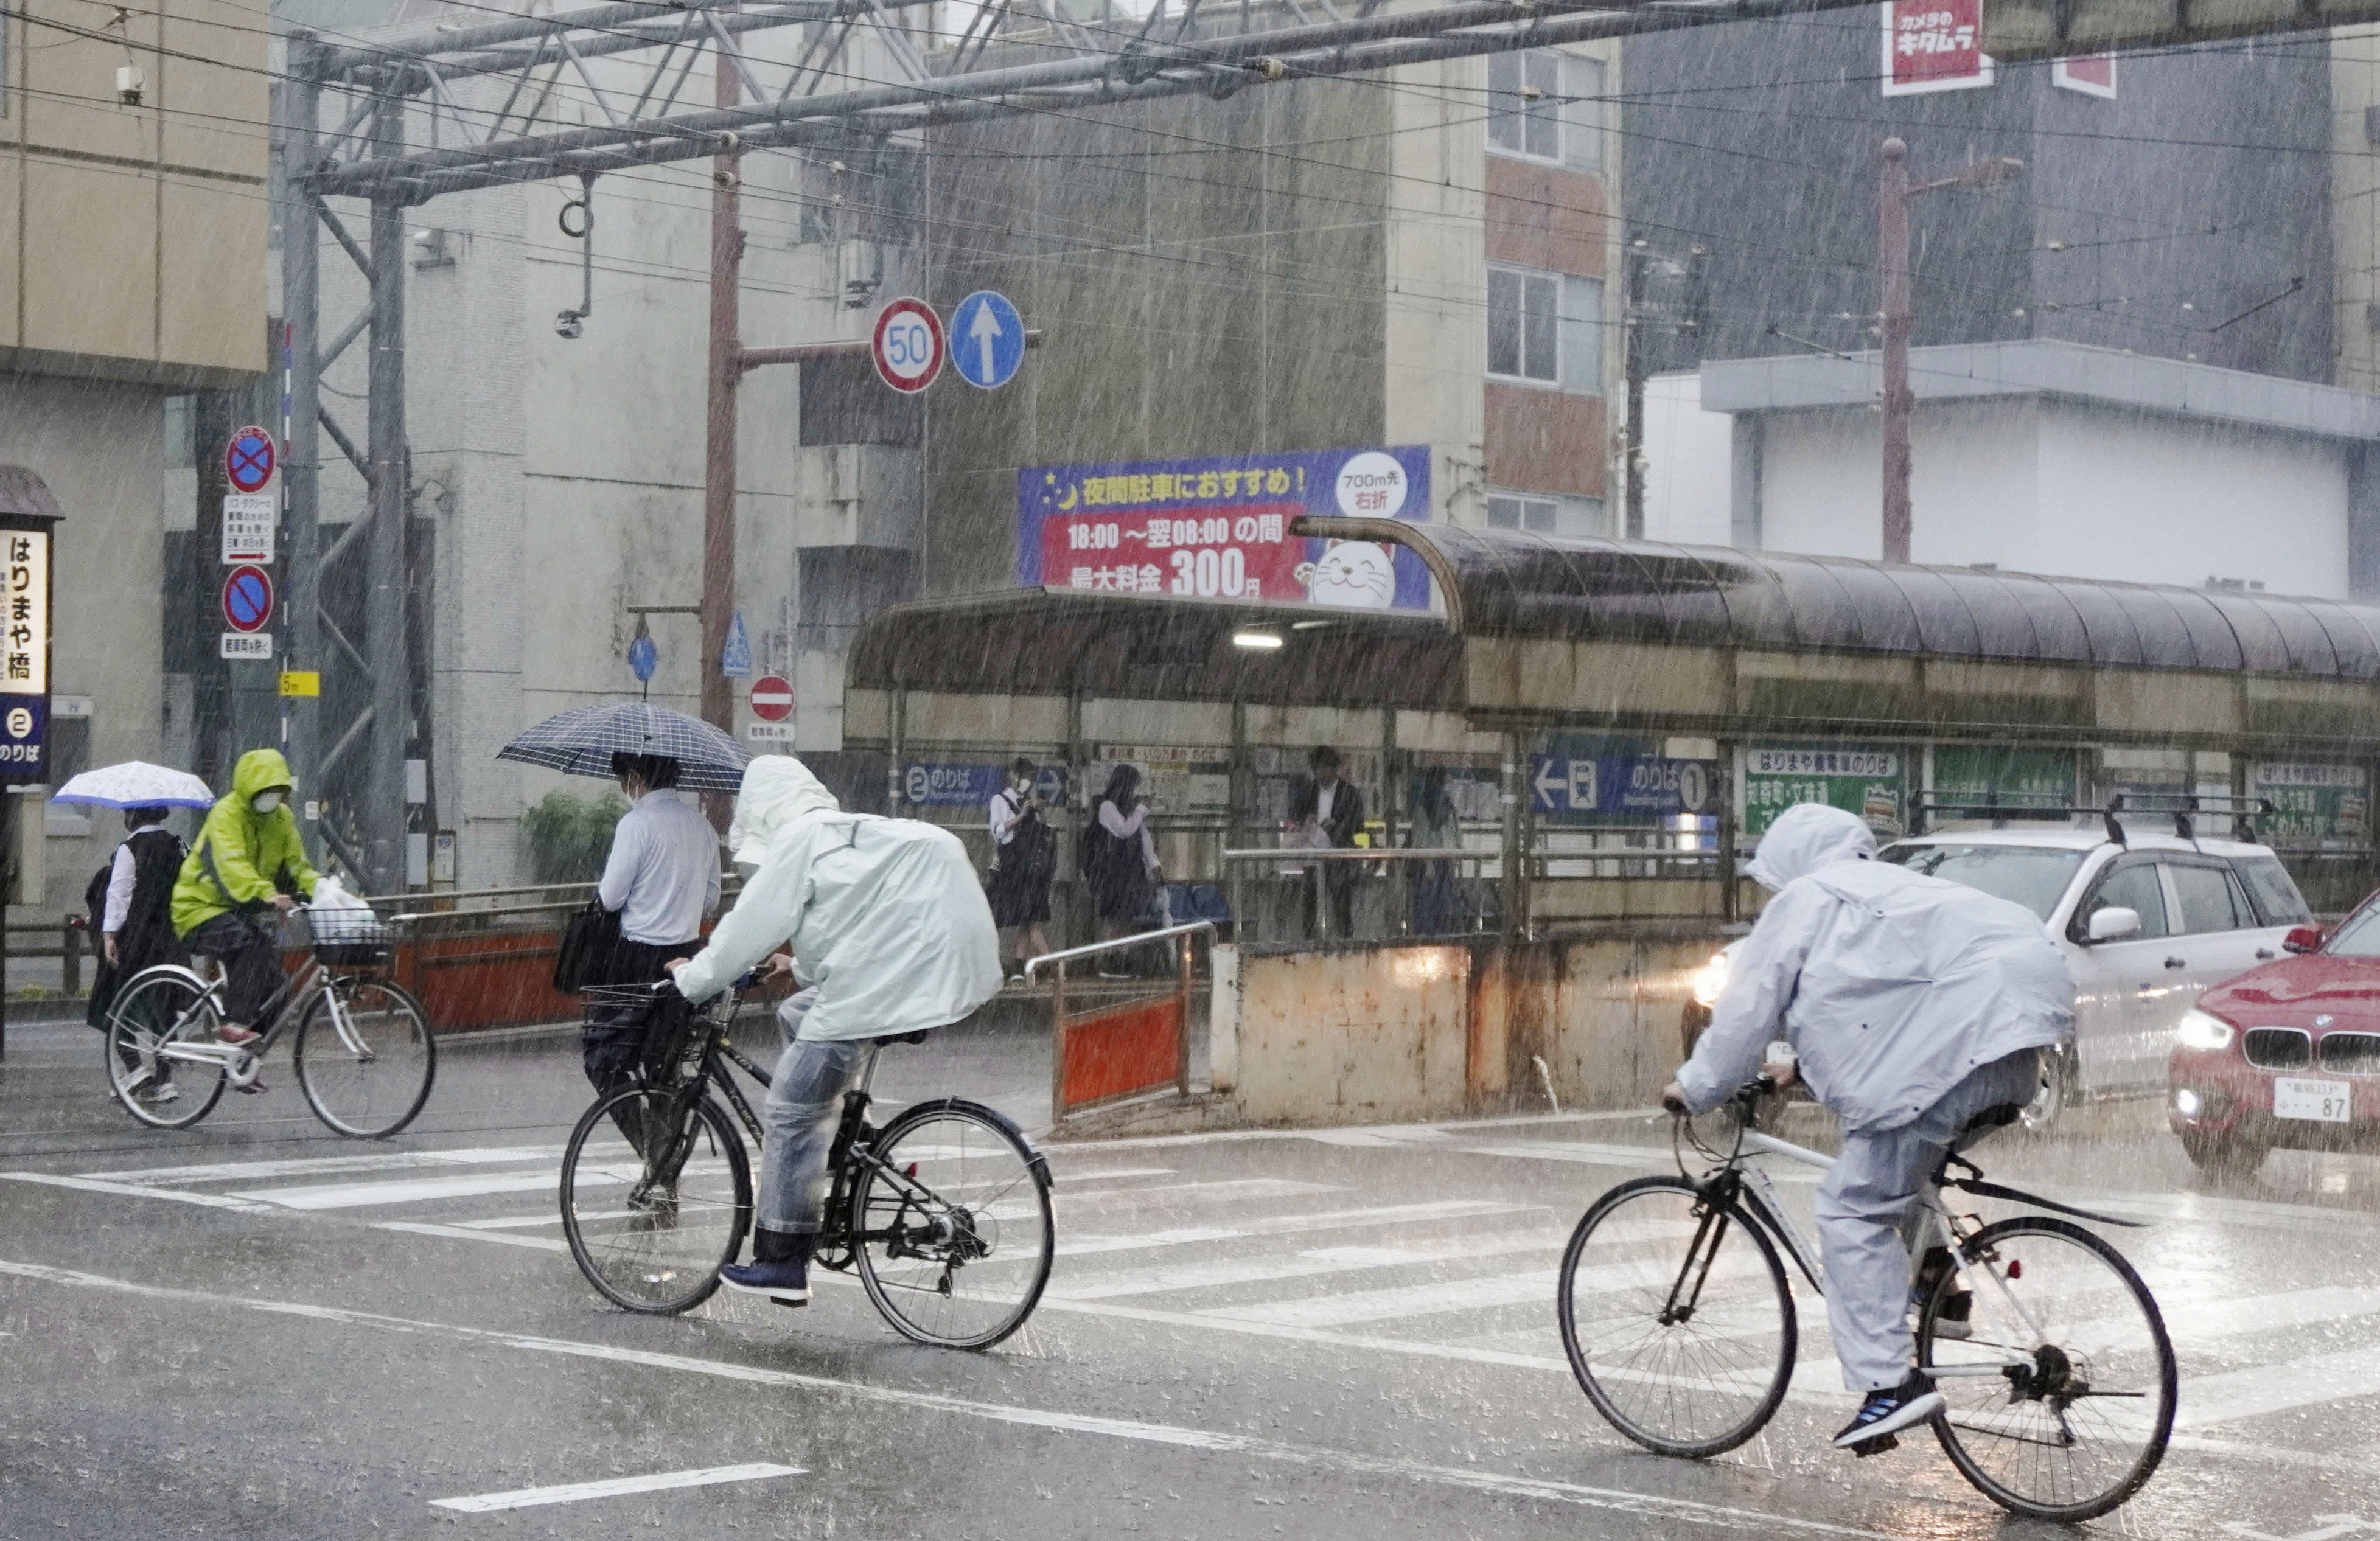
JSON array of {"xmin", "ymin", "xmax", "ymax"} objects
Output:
[{"xmin": 1832, "ymin": 1372, "xmax": 1944, "ymax": 1451}]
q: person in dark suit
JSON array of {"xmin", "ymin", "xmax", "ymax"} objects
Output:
[{"xmin": 1286, "ymin": 746, "xmax": 1366, "ymax": 938}]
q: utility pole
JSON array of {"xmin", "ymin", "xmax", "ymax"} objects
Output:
[
  {"xmin": 701, "ymin": 50, "xmax": 743, "ymax": 742},
  {"xmin": 282, "ymin": 45, "xmax": 323, "ymax": 857},
  {"xmin": 1879, "ymin": 138, "xmax": 1913, "ymax": 565},
  {"xmin": 365, "ymin": 94, "xmax": 411, "ymax": 894},
  {"xmin": 1877, "ymin": 137, "xmax": 2022, "ymax": 565},
  {"xmin": 1624, "ymin": 259, "xmax": 1648, "ymax": 541},
  {"xmin": 1622, "ymin": 238, "xmax": 1708, "ymax": 541}
]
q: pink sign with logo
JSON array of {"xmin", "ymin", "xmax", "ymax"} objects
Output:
[{"xmin": 1882, "ymin": 0, "xmax": 1992, "ymax": 96}]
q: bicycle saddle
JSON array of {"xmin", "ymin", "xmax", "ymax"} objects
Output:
[{"xmin": 1955, "ymin": 1101, "xmax": 2026, "ymax": 1143}]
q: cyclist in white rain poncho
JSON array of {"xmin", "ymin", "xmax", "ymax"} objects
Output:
[
  {"xmin": 1664, "ymin": 802, "xmax": 2074, "ymax": 1452},
  {"xmin": 669, "ymin": 755, "xmax": 1002, "ymax": 1306}
]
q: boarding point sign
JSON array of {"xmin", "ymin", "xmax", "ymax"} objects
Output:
[
  {"xmin": 1015, "ymin": 445, "xmax": 1432, "ymax": 611},
  {"xmin": 1883, "ymin": 0, "xmax": 1991, "ymax": 95}
]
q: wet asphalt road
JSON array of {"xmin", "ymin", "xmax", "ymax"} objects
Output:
[{"xmin": 4, "ymin": 1007, "xmax": 2379, "ymax": 1541}]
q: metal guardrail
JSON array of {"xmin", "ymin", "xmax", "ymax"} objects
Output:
[
  {"xmin": 1220, "ymin": 846, "xmax": 1499, "ymax": 944},
  {"xmin": 1026, "ymin": 920, "xmax": 1215, "ymax": 1124}
]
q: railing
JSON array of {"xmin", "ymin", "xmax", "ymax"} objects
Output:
[
  {"xmin": 1221, "ymin": 846, "xmax": 1503, "ymax": 945},
  {"xmin": 1025, "ymin": 920, "xmax": 1215, "ymax": 1125}
]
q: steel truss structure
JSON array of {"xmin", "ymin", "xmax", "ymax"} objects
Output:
[{"xmin": 279, "ymin": 0, "xmax": 2317, "ymax": 886}]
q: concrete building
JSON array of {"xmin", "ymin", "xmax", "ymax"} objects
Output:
[
  {"xmin": 3, "ymin": 0, "xmax": 267, "ymax": 915},
  {"xmin": 1641, "ymin": 340, "xmax": 2380, "ymax": 600}
]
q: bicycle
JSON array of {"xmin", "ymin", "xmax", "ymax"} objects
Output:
[
  {"xmin": 1557, "ymin": 1074, "xmax": 2177, "ymax": 1523},
  {"xmin": 102, "ymin": 903, "xmax": 437, "ymax": 1139},
  {"xmin": 557, "ymin": 978, "xmax": 1055, "ymax": 1350}
]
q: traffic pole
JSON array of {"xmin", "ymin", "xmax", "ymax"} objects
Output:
[
  {"xmin": 1879, "ymin": 136, "xmax": 1913, "ymax": 565},
  {"xmin": 701, "ymin": 38, "xmax": 743, "ymax": 751}
]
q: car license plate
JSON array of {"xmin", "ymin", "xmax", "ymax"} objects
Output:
[{"xmin": 2274, "ymin": 1077, "xmax": 2353, "ymax": 1123}]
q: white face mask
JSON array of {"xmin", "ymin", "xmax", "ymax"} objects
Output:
[{"xmin": 251, "ymin": 790, "xmax": 284, "ymax": 815}]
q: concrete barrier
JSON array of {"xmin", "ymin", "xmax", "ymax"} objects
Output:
[{"xmin": 1214, "ymin": 926, "xmax": 1736, "ymax": 1126}]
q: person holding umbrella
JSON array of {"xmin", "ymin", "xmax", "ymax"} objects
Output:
[{"xmin": 54, "ymin": 761, "xmax": 212, "ymax": 1104}]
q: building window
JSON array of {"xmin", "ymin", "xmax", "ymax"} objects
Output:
[
  {"xmin": 1488, "ymin": 492, "xmax": 1611, "ymax": 540},
  {"xmin": 1487, "ymin": 49, "xmax": 1606, "ymax": 172},
  {"xmin": 1488, "ymin": 267, "xmax": 1559, "ymax": 383},
  {"xmin": 1490, "ymin": 268, "xmax": 1604, "ymax": 392}
]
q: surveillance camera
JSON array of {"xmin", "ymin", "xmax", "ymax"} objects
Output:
[
  {"xmin": 116, "ymin": 64, "xmax": 144, "ymax": 106},
  {"xmin": 555, "ymin": 311, "xmax": 584, "ymax": 340}
]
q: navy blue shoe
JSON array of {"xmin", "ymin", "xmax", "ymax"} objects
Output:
[
  {"xmin": 1833, "ymin": 1372, "xmax": 1944, "ymax": 1451},
  {"xmin": 721, "ymin": 1228, "xmax": 812, "ymax": 1307}
]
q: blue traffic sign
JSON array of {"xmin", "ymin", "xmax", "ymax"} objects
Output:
[
  {"xmin": 222, "ymin": 565, "xmax": 274, "ymax": 633},
  {"xmin": 951, "ymin": 291, "xmax": 1025, "ymax": 391},
  {"xmin": 721, "ymin": 608, "xmax": 753, "ymax": 678},
  {"xmin": 627, "ymin": 633, "xmax": 658, "ymax": 683}
]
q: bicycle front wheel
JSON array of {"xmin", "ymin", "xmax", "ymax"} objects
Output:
[
  {"xmin": 852, "ymin": 1098, "xmax": 1053, "ymax": 1349},
  {"xmin": 293, "ymin": 978, "xmax": 437, "ymax": 1138},
  {"xmin": 1558, "ymin": 1175, "xmax": 1797, "ymax": 1458},
  {"xmin": 1920, "ymin": 1216, "xmax": 2176, "ymax": 1523},
  {"xmin": 561, "ymin": 1088, "xmax": 752, "ymax": 1315},
  {"xmin": 103, "ymin": 967, "xmax": 228, "ymax": 1130}
]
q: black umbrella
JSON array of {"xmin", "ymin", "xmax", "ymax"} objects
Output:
[{"xmin": 497, "ymin": 702, "xmax": 750, "ymax": 793}]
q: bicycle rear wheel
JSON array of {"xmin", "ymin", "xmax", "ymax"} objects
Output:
[
  {"xmin": 1919, "ymin": 1216, "xmax": 2176, "ymax": 1522},
  {"xmin": 852, "ymin": 1098, "xmax": 1053, "ymax": 1349},
  {"xmin": 561, "ymin": 1088, "xmax": 752, "ymax": 1315},
  {"xmin": 103, "ymin": 968, "xmax": 228, "ymax": 1131},
  {"xmin": 1558, "ymin": 1175, "xmax": 1797, "ymax": 1458},
  {"xmin": 293, "ymin": 978, "xmax": 437, "ymax": 1139}
]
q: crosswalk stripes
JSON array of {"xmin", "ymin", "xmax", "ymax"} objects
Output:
[{"xmin": 9, "ymin": 1136, "xmax": 2380, "ymax": 1463}]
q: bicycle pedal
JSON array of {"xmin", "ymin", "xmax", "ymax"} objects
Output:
[
  {"xmin": 1848, "ymin": 1433, "xmax": 1899, "ymax": 1459},
  {"xmin": 771, "ymin": 1297, "xmax": 809, "ymax": 1310}
]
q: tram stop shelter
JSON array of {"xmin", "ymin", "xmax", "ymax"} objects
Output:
[{"xmin": 843, "ymin": 520, "xmax": 2380, "ymax": 1125}]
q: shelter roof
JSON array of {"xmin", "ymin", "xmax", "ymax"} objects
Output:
[{"xmin": 1308, "ymin": 518, "xmax": 2380, "ymax": 680}]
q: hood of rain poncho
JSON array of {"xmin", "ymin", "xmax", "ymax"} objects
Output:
[
  {"xmin": 727, "ymin": 756, "xmax": 839, "ymax": 866},
  {"xmin": 1744, "ymin": 802, "xmax": 1875, "ymax": 891},
  {"xmin": 1677, "ymin": 799, "xmax": 2070, "ymax": 1133},
  {"xmin": 231, "ymin": 747, "xmax": 296, "ymax": 799}
]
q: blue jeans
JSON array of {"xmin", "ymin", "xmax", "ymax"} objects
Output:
[
  {"xmin": 1814, "ymin": 1048, "xmax": 2043, "ymax": 1392},
  {"xmin": 756, "ymin": 988, "xmax": 870, "ymax": 1235}
]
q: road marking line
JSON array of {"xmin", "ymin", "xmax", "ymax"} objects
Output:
[
  {"xmin": 2179, "ymin": 1344, "xmax": 2380, "ymax": 1430},
  {"xmin": 231, "ymin": 1170, "xmax": 579, "ymax": 1209},
  {"xmin": 1052, "ymin": 1230, "xmax": 1563, "ymax": 1302},
  {"xmin": 1206, "ymin": 1268, "xmax": 1560, "ymax": 1327},
  {"xmin": 1049, "ymin": 1177, "xmax": 1342, "ymax": 1210},
  {"xmin": 430, "ymin": 1463, "xmax": 803, "ymax": 1512},
  {"xmin": 374, "ymin": 1222, "xmax": 569, "ymax": 1253},
  {"xmin": 0, "ymin": 1172, "xmax": 275, "ymax": 1212},
  {"xmin": 0, "ymin": 1258, "xmax": 1902, "ymax": 1539},
  {"xmin": 77, "ymin": 1146, "xmax": 578, "ymax": 1186},
  {"xmin": 1055, "ymin": 1199, "xmax": 1542, "ymax": 1258},
  {"xmin": 1045, "ymin": 1107, "xmax": 1652, "ymax": 1151}
]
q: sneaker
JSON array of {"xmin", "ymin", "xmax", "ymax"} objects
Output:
[
  {"xmin": 1833, "ymin": 1372, "xmax": 1945, "ymax": 1451},
  {"xmin": 215, "ymin": 1023, "xmax": 260, "ymax": 1046},
  {"xmin": 136, "ymin": 1080, "xmax": 181, "ymax": 1106},
  {"xmin": 721, "ymin": 1229, "xmax": 814, "ymax": 1307}
]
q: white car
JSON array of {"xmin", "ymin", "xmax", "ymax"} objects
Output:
[{"xmin": 1876, "ymin": 826, "xmax": 2314, "ymax": 1114}]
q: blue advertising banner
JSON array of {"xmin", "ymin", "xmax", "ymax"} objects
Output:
[{"xmin": 1017, "ymin": 445, "xmax": 1432, "ymax": 611}]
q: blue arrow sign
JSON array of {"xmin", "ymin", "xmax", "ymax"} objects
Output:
[
  {"xmin": 721, "ymin": 608, "xmax": 753, "ymax": 678},
  {"xmin": 951, "ymin": 291, "xmax": 1025, "ymax": 390}
]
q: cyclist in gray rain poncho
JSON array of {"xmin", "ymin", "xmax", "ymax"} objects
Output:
[
  {"xmin": 669, "ymin": 755, "xmax": 1002, "ymax": 1306},
  {"xmin": 1665, "ymin": 802, "xmax": 2075, "ymax": 1452}
]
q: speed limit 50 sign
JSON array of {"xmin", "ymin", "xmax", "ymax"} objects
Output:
[{"xmin": 871, "ymin": 298, "xmax": 945, "ymax": 394}]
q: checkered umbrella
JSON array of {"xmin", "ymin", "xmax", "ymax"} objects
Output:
[{"xmin": 497, "ymin": 702, "xmax": 750, "ymax": 793}]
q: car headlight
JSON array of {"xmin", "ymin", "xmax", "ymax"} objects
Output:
[
  {"xmin": 2176, "ymin": 1009, "xmax": 2236, "ymax": 1051},
  {"xmin": 1691, "ymin": 951, "xmax": 1730, "ymax": 1008}
]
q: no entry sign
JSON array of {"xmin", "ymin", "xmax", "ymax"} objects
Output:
[
  {"xmin": 749, "ymin": 673, "xmax": 794, "ymax": 722},
  {"xmin": 222, "ymin": 564, "xmax": 274, "ymax": 633},
  {"xmin": 871, "ymin": 298, "xmax": 944, "ymax": 394},
  {"xmin": 226, "ymin": 425, "xmax": 276, "ymax": 493}
]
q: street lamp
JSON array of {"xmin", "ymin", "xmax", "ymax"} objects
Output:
[{"xmin": 1878, "ymin": 137, "xmax": 2024, "ymax": 564}]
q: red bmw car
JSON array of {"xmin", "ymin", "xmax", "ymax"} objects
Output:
[{"xmin": 2168, "ymin": 897, "xmax": 2380, "ymax": 1176}]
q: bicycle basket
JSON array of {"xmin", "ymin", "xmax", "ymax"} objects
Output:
[{"xmin": 309, "ymin": 905, "xmax": 393, "ymax": 966}]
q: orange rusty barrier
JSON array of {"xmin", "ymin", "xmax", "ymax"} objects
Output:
[{"xmin": 1027, "ymin": 921, "xmax": 1212, "ymax": 1125}]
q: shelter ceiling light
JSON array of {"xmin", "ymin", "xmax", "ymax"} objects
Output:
[{"xmin": 1231, "ymin": 630, "xmax": 1284, "ymax": 650}]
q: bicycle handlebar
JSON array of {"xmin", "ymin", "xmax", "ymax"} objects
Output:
[{"xmin": 1663, "ymin": 1073, "xmax": 1776, "ymax": 1118}]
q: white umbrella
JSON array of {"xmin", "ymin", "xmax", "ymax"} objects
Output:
[{"xmin": 50, "ymin": 760, "xmax": 215, "ymax": 809}]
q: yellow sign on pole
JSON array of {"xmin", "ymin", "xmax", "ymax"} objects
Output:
[{"xmin": 278, "ymin": 670, "xmax": 321, "ymax": 698}]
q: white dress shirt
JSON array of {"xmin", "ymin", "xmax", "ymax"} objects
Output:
[
  {"xmin": 103, "ymin": 821, "xmax": 169, "ymax": 934},
  {"xmin": 1097, "ymin": 799, "xmax": 1159, "ymax": 872},
  {"xmin": 598, "ymin": 790, "xmax": 722, "ymax": 945}
]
